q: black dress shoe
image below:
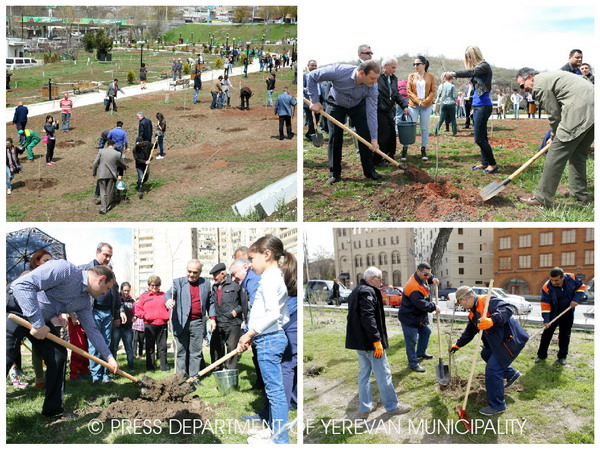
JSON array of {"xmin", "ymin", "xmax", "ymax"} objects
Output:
[
  {"xmin": 558, "ymin": 358, "xmax": 567, "ymax": 366},
  {"xmin": 411, "ymin": 364, "xmax": 426, "ymax": 373},
  {"xmin": 418, "ymin": 354, "xmax": 434, "ymax": 360},
  {"xmin": 534, "ymin": 357, "xmax": 546, "ymax": 363},
  {"xmin": 366, "ymin": 172, "xmax": 382, "ymax": 181}
]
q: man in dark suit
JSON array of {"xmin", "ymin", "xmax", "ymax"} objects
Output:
[
  {"xmin": 91, "ymin": 140, "xmax": 127, "ymax": 215},
  {"xmin": 136, "ymin": 112, "xmax": 153, "ymax": 143},
  {"xmin": 165, "ymin": 259, "xmax": 212, "ymax": 379}
]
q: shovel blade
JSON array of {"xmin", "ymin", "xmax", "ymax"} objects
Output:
[
  {"xmin": 436, "ymin": 362, "xmax": 450, "ymax": 385},
  {"xmin": 480, "ymin": 181, "xmax": 505, "ymax": 201},
  {"xmin": 311, "ymin": 133, "xmax": 323, "ymax": 147}
]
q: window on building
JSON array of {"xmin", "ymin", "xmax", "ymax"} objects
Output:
[
  {"xmin": 480, "ymin": 244, "xmax": 482, "ymax": 251},
  {"xmin": 459, "ymin": 268, "xmax": 464, "ymax": 275},
  {"xmin": 561, "ymin": 251, "xmax": 575, "ymax": 266},
  {"xmin": 480, "ymin": 268, "xmax": 483, "ymax": 275},
  {"xmin": 499, "ymin": 257, "xmax": 511, "ymax": 270},
  {"xmin": 458, "ymin": 243, "xmax": 464, "ymax": 250},
  {"xmin": 585, "ymin": 250, "xmax": 593, "ymax": 265},
  {"xmin": 539, "ymin": 253, "xmax": 552, "ymax": 268},
  {"xmin": 499, "ymin": 237, "xmax": 511, "ymax": 250},
  {"xmin": 518, "ymin": 255, "xmax": 531, "ymax": 269},
  {"xmin": 343, "ymin": 229, "xmax": 347, "ymax": 236},
  {"xmin": 378, "ymin": 238, "xmax": 381, "ymax": 246},
  {"xmin": 458, "ymin": 256, "xmax": 464, "ymax": 263},
  {"xmin": 585, "ymin": 229, "xmax": 594, "ymax": 242},
  {"xmin": 383, "ymin": 237, "xmax": 386, "ymax": 246},
  {"xmin": 458, "ymin": 228, "xmax": 463, "ymax": 235},
  {"xmin": 562, "ymin": 230, "xmax": 576, "ymax": 244},
  {"xmin": 341, "ymin": 243, "xmax": 344, "ymax": 250},
  {"xmin": 479, "ymin": 257, "xmax": 482, "ymax": 264},
  {"xmin": 519, "ymin": 234, "xmax": 532, "ymax": 248},
  {"xmin": 539, "ymin": 231, "xmax": 553, "ymax": 246},
  {"xmin": 370, "ymin": 239, "xmax": 374, "ymax": 247}
]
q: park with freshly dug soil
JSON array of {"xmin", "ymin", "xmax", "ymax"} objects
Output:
[
  {"xmin": 303, "ymin": 118, "xmax": 593, "ymax": 222},
  {"xmin": 7, "ymin": 60, "xmax": 297, "ymax": 222},
  {"xmin": 303, "ymin": 308, "xmax": 594, "ymax": 444}
]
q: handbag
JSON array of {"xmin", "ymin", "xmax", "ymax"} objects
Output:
[
  {"xmin": 104, "ymin": 97, "xmax": 110, "ymax": 107},
  {"xmin": 42, "ymin": 135, "xmax": 49, "ymax": 144}
]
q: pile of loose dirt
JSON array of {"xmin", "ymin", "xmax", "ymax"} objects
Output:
[
  {"xmin": 98, "ymin": 397, "xmax": 215, "ymax": 423},
  {"xmin": 25, "ymin": 177, "xmax": 59, "ymax": 190},
  {"xmin": 404, "ymin": 163, "xmax": 434, "ymax": 184},
  {"xmin": 438, "ymin": 374, "xmax": 488, "ymax": 405},
  {"xmin": 57, "ymin": 140, "xmax": 85, "ymax": 149},
  {"xmin": 210, "ymin": 160, "xmax": 228, "ymax": 169},
  {"xmin": 304, "ymin": 365, "xmax": 325, "ymax": 377},
  {"xmin": 222, "ymin": 127, "xmax": 247, "ymax": 132},
  {"xmin": 139, "ymin": 373, "xmax": 195, "ymax": 402},
  {"xmin": 187, "ymin": 114, "xmax": 207, "ymax": 119}
]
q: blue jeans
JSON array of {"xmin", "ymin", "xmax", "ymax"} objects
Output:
[
  {"xmin": 472, "ymin": 105, "xmax": 496, "ymax": 166},
  {"xmin": 61, "ymin": 113, "xmax": 70, "ymax": 131},
  {"xmin": 193, "ymin": 88, "xmax": 200, "ymax": 104},
  {"xmin": 481, "ymin": 348, "xmax": 517, "ymax": 410},
  {"xmin": 357, "ymin": 350, "xmax": 399, "ymax": 412},
  {"xmin": 98, "ymin": 136, "xmax": 107, "ymax": 149},
  {"xmin": 136, "ymin": 167, "xmax": 149, "ymax": 192},
  {"xmin": 16, "ymin": 122, "xmax": 26, "ymax": 144},
  {"xmin": 267, "ymin": 89, "xmax": 274, "ymax": 106},
  {"xmin": 254, "ymin": 331, "xmax": 289, "ymax": 444},
  {"xmin": 88, "ymin": 308, "xmax": 113, "ymax": 382},
  {"xmin": 6, "ymin": 166, "xmax": 13, "ymax": 189},
  {"xmin": 112, "ymin": 327, "xmax": 135, "ymax": 370},
  {"xmin": 407, "ymin": 105, "xmax": 432, "ymax": 148},
  {"xmin": 282, "ymin": 312, "xmax": 297, "ymax": 409},
  {"xmin": 513, "ymin": 103, "xmax": 520, "ymax": 118},
  {"xmin": 400, "ymin": 322, "xmax": 431, "ymax": 369},
  {"xmin": 157, "ymin": 135, "xmax": 165, "ymax": 156},
  {"xmin": 210, "ymin": 92, "xmax": 218, "ymax": 109}
]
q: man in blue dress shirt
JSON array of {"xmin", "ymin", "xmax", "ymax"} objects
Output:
[
  {"xmin": 274, "ymin": 87, "xmax": 297, "ymax": 140},
  {"xmin": 306, "ymin": 60, "xmax": 382, "ymax": 184},
  {"xmin": 8, "ymin": 260, "xmax": 118, "ymax": 418}
]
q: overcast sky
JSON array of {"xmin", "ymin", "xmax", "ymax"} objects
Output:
[{"xmin": 300, "ymin": 1, "xmax": 595, "ymax": 72}]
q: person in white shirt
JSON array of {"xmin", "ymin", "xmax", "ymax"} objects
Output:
[{"xmin": 510, "ymin": 89, "xmax": 524, "ymax": 119}]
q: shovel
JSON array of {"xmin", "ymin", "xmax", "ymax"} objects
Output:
[
  {"xmin": 303, "ymin": 98, "xmax": 404, "ymax": 169},
  {"xmin": 310, "ymin": 111, "xmax": 324, "ymax": 147},
  {"xmin": 8, "ymin": 313, "xmax": 142, "ymax": 385},
  {"xmin": 434, "ymin": 285, "xmax": 450, "ymax": 385},
  {"xmin": 528, "ymin": 305, "xmax": 574, "ymax": 340},
  {"xmin": 185, "ymin": 348, "xmax": 239, "ymax": 384},
  {"xmin": 456, "ymin": 280, "xmax": 493, "ymax": 432},
  {"xmin": 480, "ymin": 143, "xmax": 551, "ymax": 201}
]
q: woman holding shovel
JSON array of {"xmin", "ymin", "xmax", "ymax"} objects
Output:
[
  {"xmin": 450, "ymin": 286, "xmax": 529, "ymax": 416},
  {"xmin": 237, "ymin": 235, "xmax": 295, "ymax": 444},
  {"xmin": 450, "ymin": 45, "xmax": 498, "ymax": 173}
]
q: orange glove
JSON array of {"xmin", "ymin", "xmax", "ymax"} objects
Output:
[
  {"xmin": 373, "ymin": 341, "xmax": 383, "ymax": 358},
  {"xmin": 478, "ymin": 317, "xmax": 494, "ymax": 330},
  {"xmin": 449, "ymin": 344, "xmax": 460, "ymax": 353}
]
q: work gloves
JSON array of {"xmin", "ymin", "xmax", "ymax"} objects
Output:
[
  {"xmin": 477, "ymin": 318, "xmax": 494, "ymax": 330},
  {"xmin": 373, "ymin": 340, "xmax": 383, "ymax": 358},
  {"xmin": 449, "ymin": 344, "xmax": 460, "ymax": 354}
]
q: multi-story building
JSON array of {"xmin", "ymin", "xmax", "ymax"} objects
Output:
[
  {"xmin": 414, "ymin": 228, "xmax": 494, "ymax": 288},
  {"xmin": 333, "ymin": 228, "xmax": 415, "ymax": 288},
  {"xmin": 494, "ymin": 228, "xmax": 594, "ymax": 295}
]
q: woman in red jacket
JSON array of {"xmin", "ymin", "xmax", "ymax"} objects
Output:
[{"xmin": 136, "ymin": 276, "xmax": 170, "ymax": 371}]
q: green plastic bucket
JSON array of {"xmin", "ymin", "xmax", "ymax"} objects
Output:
[
  {"xmin": 397, "ymin": 114, "xmax": 417, "ymax": 145},
  {"xmin": 214, "ymin": 369, "xmax": 239, "ymax": 395}
]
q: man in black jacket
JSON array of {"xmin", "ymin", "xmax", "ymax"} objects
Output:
[
  {"xmin": 136, "ymin": 112, "xmax": 153, "ymax": 143},
  {"xmin": 133, "ymin": 138, "xmax": 153, "ymax": 199},
  {"xmin": 208, "ymin": 263, "xmax": 248, "ymax": 370},
  {"xmin": 374, "ymin": 58, "xmax": 409, "ymax": 165},
  {"xmin": 345, "ymin": 267, "xmax": 411, "ymax": 419},
  {"xmin": 450, "ymin": 286, "xmax": 529, "ymax": 416}
]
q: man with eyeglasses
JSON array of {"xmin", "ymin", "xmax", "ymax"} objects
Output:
[
  {"xmin": 165, "ymin": 259, "xmax": 211, "ymax": 379},
  {"xmin": 345, "ymin": 267, "xmax": 411, "ymax": 419},
  {"xmin": 358, "ymin": 44, "xmax": 373, "ymax": 63},
  {"xmin": 398, "ymin": 263, "xmax": 439, "ymax": 372},
  {"xmin": 515, "ymin": 67, "xmax": 594, "ymax": 207},
  {"xmin": 306, "ymin": 59, "xmax": 382, "ymax": 184},
  {"xmin": 449, "ymin": 285, "xmax": 528, "ymax": 416}
]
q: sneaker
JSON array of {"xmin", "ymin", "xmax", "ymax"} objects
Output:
[
  {"xmin": 358, "ymin": 402, "xmax": 378, "ymax": 419},
  {"xmin": 479, "ymin": 406, "xmax": 506, "ymax": 416},
  {"xmin": 387, "ymin": 404, "xmax": 412, "ymax": 415},
  {"xmin": 247, "ymin": 434, "xmax": 274, "ymax": 445},
  {"xmin": 156, "ymin": 155, "xmax": 164, "ymax": 160},
  {"xmin": 417, "ymin": 354, "xmax": 434, "ymax": 360},
  {"xmin": 248, "ymin": 427, "xmax": 272, "ymax": 438},
  {"xmin": 7, "ymin": 188, "xmax": 11, "ymax": 195},
  {"xmin": 505, "ymin": 370, "xmax": 521, "ymax": 389}
]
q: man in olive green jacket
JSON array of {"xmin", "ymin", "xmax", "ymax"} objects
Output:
[{"xmin": 516, "ymin": 68, "xmax": 594, "ymax": 207}]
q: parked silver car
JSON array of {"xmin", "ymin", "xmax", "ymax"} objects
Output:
[
  {"xmin": 449, "ymin": 286, "xmax": 533, "ymax": 315},
  {"xmin": 304, "ymin": 280, "xmax": 352, "ymax": 305}
]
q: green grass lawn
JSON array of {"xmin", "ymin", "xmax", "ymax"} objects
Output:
[
  {"xmin": 303, "ymin": 308, "xmax": 594, "ymax": 444},
  {"xmin": 163, "ymin": 23, "xmax": 297, "ymax": 45},
  {"xmin": 6, "ymin": 346, "xmax": 297, "ymax": 444}
]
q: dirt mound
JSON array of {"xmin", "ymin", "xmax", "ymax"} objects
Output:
[
  {"xmin": 139, "ymin": 373, "xmax": 195, "ymax": 402},
  {"xmin": 187, "ymin": 114, "xmax": 207, "ymax": 119},
  {"xmin": 222, "ymin": 127, "xmax": 247, "ymax": 132},
  {"xmin": 438, "ymin": 374, "xmax": 488, "ymax": 404},
  {"xmin": 25, "ymin": 177, "xmax": 59, "ymax": 190},
  {"xmin": 184, "ymin": 164, "xmax": 198, "ymax": 170},
  {"xmin": 210, "ymin": 160, "xmax": 228, "ymax": 169},
  {"xmin": 57, "ymin": 140, "xmax": 86, "ymax": 149},
  {"xmin": 304, "ymin": 365, "xmax": 325, "ymax": 377},
  {"xmin": 404, "ymin": 163, "xmax": 434, "ymax": 184},
  {"xmin": 98, "ymin": 397, "xmax": 216, "ymax": 423}
]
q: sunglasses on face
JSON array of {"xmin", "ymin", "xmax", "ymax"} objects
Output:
[{"xmin": 361, "ymin": 51, "xmax": 373, "ymax": 55}]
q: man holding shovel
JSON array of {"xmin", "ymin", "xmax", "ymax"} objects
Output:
[
  {"xmin": 515, "ymin": 67, "xmax": 594, "ymax": 207},
  {"xmin": 133, "ymin": 138, "xmax": 154, "ymax": 199},
  {"xmin": 306, "ymin": 60, "xmax": 382, "ymax": 184},
  {"xmin": 345, "ymin": 267, "xmax": 411, "ymax": 419},
  {"xmin": 535, "ymin": 268, "xmax": 585, "ymax": 365},
  {"xmin": 8, "ymin": 260, "xmax": 118, "ymax": 418},
  {"xmin": 450, "ymin": 286, "xmax": 529, "ymax": 416}
]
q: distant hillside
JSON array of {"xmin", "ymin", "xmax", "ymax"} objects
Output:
[
  {"xmin": 341, "ymin": 53, "xmax": 523, "ymax": 93},
  {"xmin": 163, "ymin": 23, "xmax": 297, "ymax": 45}
]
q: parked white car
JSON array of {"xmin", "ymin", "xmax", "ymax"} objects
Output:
[
  {"xmin": 448, "ymin": 286, "xmax": 533, "ymax": 315},
  {"xmin": 304, "ymin": 280, "xmax": 352, "ymax": 305}
]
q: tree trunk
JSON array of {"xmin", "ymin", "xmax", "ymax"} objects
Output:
[{"xmin": 429, "ymin": 228, "xmax": 453, "ymax": 276}]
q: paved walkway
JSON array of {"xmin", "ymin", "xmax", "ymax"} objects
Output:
[{"xmin": 6, "ymin": 59, "xmax": 266, "ymax": 120}]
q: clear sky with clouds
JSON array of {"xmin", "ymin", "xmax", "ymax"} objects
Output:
[
  {"xmin": 301, "ymin": 1, "xmax": 595, "ymax": 71},
  {"xmin": 5, "ymin": 225, "xmax": 133, "ymax": 284}
]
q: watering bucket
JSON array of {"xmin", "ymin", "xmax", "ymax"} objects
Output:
[
  {"xmin": 397, "ymin": 113, "xmax": 417, "ymax": 145},
  {"xmin": 214, "ymin": 369, "xmax": 239, "ymax": 395}
]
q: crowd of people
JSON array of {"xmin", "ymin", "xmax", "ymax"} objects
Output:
[
  {"xmin": 6, "ymin": 234, "xmax": 297, "ymax": 444},
  {"xmin": 303, "ymin": 45, "xmax": 594, "ymax": 207},
  {"xmin": 345, "ymin": 263, "xmax": 584, "ymax": 419}
]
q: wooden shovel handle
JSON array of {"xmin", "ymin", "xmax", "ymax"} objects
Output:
[
  {"xmin": 188, "ymin": 348, "xmax": 239, "ymax": 381},
  {"xmin": 141, "ymin": 136, "xmax": 159, "ymax": 181},
  {"xmin": 302, "ymin": 97, "xmax": 401, "ymax": 168},
  {"xmin": 434, "ymin": 284, "xmax": 443, "ymax": 358},
  {"xmin": 529, "ymin": 306, "xmax": 574, "ymax": 340},
  {"xmin": 508, "ymin": 143, "xmax": 551, "ymax": 182},
  {"xmin": 8, "ymin": 313, "xmax": 138, "ymax": 383},
  {"xmin": 461, "ymin": 280, "xmax": 493, "ymax": 411}
]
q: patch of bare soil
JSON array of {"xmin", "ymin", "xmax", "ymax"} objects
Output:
[
  {"xmin": 56, "ymin": 140, "xmax": 86, "ymax": 149},
  {"xmin": 304, "ymin": 365, "xmax": 325, "ymax": 377},
  {"xmin": 138, "ymin": 373, "xmax": 195, "ymax": 402},
  {"xmin": 220, "ymin": 127, "xmax": 247, "ymax": 132},
  {"xmin": 25, "ymin": 177, "xmax": 59, "ymax": 190},
  {"xmin": 187, "ymin": 114, "xmax": 207, "ymax": 119},
  {"xmin": 210, "ymin": 160, "xmax": 228, "ymax": 169}
]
